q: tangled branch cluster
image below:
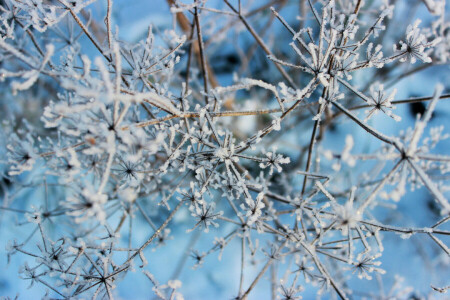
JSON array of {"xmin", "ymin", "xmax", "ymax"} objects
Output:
[{"xmin": 0, "ymin": 0, "xmax": 449, "ymax": 299}]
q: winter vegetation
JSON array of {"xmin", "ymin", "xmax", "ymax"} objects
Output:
[{"xmin": 0, "ymin": 0, "xmax": 449, "ymax": 299}]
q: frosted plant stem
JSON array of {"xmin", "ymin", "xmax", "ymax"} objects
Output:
[
  {"xmin": 300, "ymin": 240, "xmax": 348, "ymax": 300},
  {"xmin": 124, "ymin": 200, "xmax": 184, "ymax": 266},
  {"xmin": 241, "ymin": 251, "xmax": 277, "ymax": 299},
  {"xmin": 166, "ymin": 0, "xmax": 219, "ymax": 89},
  {"xmin": 223, "ymin": 0, "xmax": 298, "ymax": 89},
  {"xmin": 359, "ymin": 159, "xmax": 403, "ymax": 212},
  {"xmin": 337, "ymin": 77, "xmax": 371, "ymax": 103},
  {"xmin": 331, "ymin": 100, "xmax": 401, "ymax": 148},
  {"xmin": 359, "ymin": 220, "xmax": 450, "ymax": 235},
  {"xmin": 120, "ymin": 109, "xmax": 281, "ymax": 130},
  {"xmin": 406, "ymin": 158, "xmax": 450, "ymax": 213},
  {"xmin": 98, "ymin": 145, "xmax": 115, "ymax": 195},
  {"xmin": 301, "ymin": 103, "xmax": 323, "ymax": 196},
  {"xmin": 347, "ymin": 93, "xmax": 450, "ymax": 111},
  {"xmin": 194, "ymin": 1, "xmax": 209, "ymax": 105},
  {"xmin": 427, "ymin": 233, "xmax": 449, "ymax": 255},
  {"xmin": 65, "ymin": 5, "xmax": 108, "ymax": 61},
  {"xmin": 106, "ymin": 0, "xmax": 113, "ymax": 59},
  {"xmin": 238, "ymin": 237, "xmax": 245, "ymax": 297}
]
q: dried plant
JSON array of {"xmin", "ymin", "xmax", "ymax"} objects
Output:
[{"xmin": 0, "ymin": 0, "xmax": 449, "ymax": 299}]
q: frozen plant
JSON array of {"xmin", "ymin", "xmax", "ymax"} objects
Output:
[{"xmin": 0, "ymin": 0, "xmax": 449, "ymax": 299}]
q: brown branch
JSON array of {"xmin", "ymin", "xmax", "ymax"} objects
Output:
[{"xmin": 166, "ymin": 0, "xmax": 219, "ymax": 89}]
